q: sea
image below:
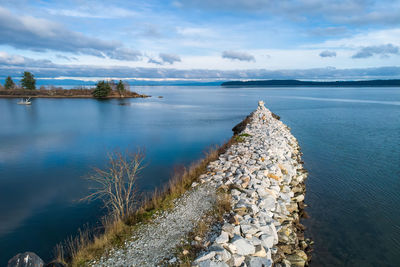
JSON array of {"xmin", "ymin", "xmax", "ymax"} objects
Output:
[{"xmin": 0, "ymin": 86, "xmax": 399, "ymax": 266}]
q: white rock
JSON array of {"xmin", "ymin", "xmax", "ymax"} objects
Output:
[
  {"xmin": 246, "ymin": 257, "xmax": 272, "ymax": 267},
  {"xmin": 194, "ymin": 251, "xmax": 216, "ymax": 263},
  {"xmin": 215, "ymin": 231, "xmax": 229, "ymax": 244},
  {"xmin": 260, "ymin": 234, "xmax": 274, "ymax": 249},
  {"xmin": 252, "ymin": 245, "xmax": 267, "ymax": 257},
  {"xmin": 231, "ymin": 236, "xmax": 255, "ymax": 256}
]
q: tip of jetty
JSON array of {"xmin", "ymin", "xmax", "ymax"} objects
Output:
[{"xmin": 193, "ymin": 101, "xmax": 310, "ymax": 267}]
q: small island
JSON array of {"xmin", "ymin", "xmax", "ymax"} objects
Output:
[
  {"xmin": 0, "ymin": 72, "xmax": 149, "ymax": 99},
  {"xmin": 221, "ymin": 79, "xmax": 400, "ymax": 87}
]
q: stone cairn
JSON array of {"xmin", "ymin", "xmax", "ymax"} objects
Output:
[{"xmin": 192, "ymin": 101, "xmax": 311, "ymax": 267}]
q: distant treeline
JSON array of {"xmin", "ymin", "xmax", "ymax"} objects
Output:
[
  {"xmin": 221, "ymin": 79, "xmax": 400, "ymax": 87},
  {"xmin": 0, "ymin": 71, "xmax": 150, "ymax": 98}
]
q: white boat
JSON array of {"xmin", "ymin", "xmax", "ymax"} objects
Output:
[{"xmin": 17, "ymin": 97, "xmax": 32, "ymax": 105}]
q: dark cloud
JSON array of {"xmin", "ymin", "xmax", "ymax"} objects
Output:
[
  {"xmin": 352, "ymin": 44, "xmax": 399, "ymax": 58},
  {"xmin": 319, "ymin": 50, "xmax": 337, "ymax": 58},
  {"xmin": 0, "ymin": 7, "xmax": 142, "ymax": 61},
  {"xmin": 159, "ymin": 53, "xmax": 181, "ymax": 64},
  {"xmin": 147, "ymin": 58, "xmax": 163, "ymax": 65},
  {"xmin": 1, "ymin": 53, "xmax": 399, "ymax": 80},
  {"xmin": 222, "ymin": 51, "xmax": 255, "ymax": 62},
  {"xmin": 56, "ymin": 54, "xmax": 78, "ymax": 61}
]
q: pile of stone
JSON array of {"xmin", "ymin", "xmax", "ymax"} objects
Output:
[{"xmin": 192, "ymin": 101, "xmax": 311, "ymax": 267}]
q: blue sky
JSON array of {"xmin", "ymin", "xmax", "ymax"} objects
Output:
[{"xmin": 0, "ymin": 0, "xmax": 399, "ymax": 80}]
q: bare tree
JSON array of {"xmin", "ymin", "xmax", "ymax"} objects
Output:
[{"xmin": 83, "ymin": 150, "xmax": 145, "ymax": 219}]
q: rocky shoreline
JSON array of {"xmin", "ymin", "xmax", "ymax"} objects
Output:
[{"xmin": 191, "ymin": 101, "xmax": 311, "ymax": 267}]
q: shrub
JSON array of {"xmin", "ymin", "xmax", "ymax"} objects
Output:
[
  {"xmin": 92, "ymin": 81, "xmax": 111, "ymax": 98},
  {"xmin": 83, "ymin": 150, "xmax": 145, "ymax": 220}
]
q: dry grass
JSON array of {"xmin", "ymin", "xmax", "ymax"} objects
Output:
[
  {"xmin": 56, "ymin": 113, "xmax": 252, "ymax": 266},
  {"xmin": 57, "ymin": 137, "xmax": 238, "ymax": 266},
  {"xmin": 55, "ymin": 216, "xmax": 131, "ymax": 266},
  {"xmin": 128, "ymin": 138, "xmax": 237, "ymax": 226}
]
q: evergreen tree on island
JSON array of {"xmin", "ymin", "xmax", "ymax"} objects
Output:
[
  {"xmin": 92, "ymin": 80, "xmax": 112, "ymax": 98},
  {"xmin": 21, "ymin": 72, "xmax": 36, "ymax": 90},
  {"xmin": 4, "ymin": 76, "xmax": 16, "ymax": 90},
  {"xmin": 116, "ymin": 80, "xmax": 126, "ymax": 96}
]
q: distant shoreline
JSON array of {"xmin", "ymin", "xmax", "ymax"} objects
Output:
[{"xmin": 221, "ymin": 79, "xmax": 400, "ymax": 87}]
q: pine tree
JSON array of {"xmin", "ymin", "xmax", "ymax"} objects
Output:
[
  {"xmin": 4, "ymin": 76, "xmax": 15, "ymax": 90},
  {"xmin": 92, "ymin": 81, "xmax": 112, "ymax": 98},
  {"xmin": 21, "ymin": 72, "xmax": 36, "ymax": 90},
  {"xmin": 117, "ymin": 80, "xmax": 125, "ymax": 94}
]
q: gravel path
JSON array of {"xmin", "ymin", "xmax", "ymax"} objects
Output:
[{"xmin": 91, "ymin": 185, "xmax": 217, "ymax": 267}]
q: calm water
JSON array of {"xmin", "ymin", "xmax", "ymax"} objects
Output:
[{"xmin": 0, "ymin": 86, "xmax": 399, "ymax": 266}]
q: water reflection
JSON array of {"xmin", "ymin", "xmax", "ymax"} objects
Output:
[{"xmin": 0, "ymin": 87, "xmax": 399, "ymax": 266}]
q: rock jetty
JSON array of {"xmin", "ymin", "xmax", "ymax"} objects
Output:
[
  {"xmin": 192, "ymin": 101, "xmax": 310, "ymax": 267},
  {"xmin": 6, "ymin": 101, "xmax": 310, "ymax": 267}
]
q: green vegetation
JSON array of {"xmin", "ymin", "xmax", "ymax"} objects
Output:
[
  {"xmin": 234, "ymin": 133, "xmax": 252, "ymax": 142},
  {"xmin": 5, "ymin": 76, "xmax": 16, "ymax": 90},
  {"xmin": 116, "ymin": 80, "xmax": 125, "ymax": 95},
  {"xmin": 21, "ymin": 71, "xmax": 36, "ymax": 90},
  {"xmin": 92, "ymin": 80, "xmax": 112, "ymax": 98}
]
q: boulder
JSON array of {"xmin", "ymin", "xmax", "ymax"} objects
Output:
[
  {"xmin": 286, "ymin": 250, "xmax": 308, "ymax": 267},
  {"xmin": 7, "ymin": 252, "xmax": 44, "ymax": 267},
  {"xmin": 252, "ymin": 245, "xmax": 267, "ymax": 257}
]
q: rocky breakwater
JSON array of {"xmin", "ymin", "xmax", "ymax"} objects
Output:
[{"xmin": 193, "ymin": 101, "xmax": 311, "ymax": 267}]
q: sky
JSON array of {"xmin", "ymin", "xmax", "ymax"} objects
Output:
[{"xmin": 0, "ymin": 0, "xmax": 400, "ymax": 81}]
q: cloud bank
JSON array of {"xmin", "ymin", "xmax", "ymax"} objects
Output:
[
  {"xmin": 1, "ymin": 53, "xmax": 399, "ymax": 80},
  {"xmin": 0, "ymin": 7, "xmax": 141, "ymax": 61}
]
